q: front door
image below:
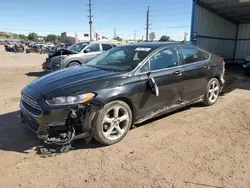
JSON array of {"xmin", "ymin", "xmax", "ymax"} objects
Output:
[
  {"xmin": 179, "ymin": 46, "xmax": 210, "ymax": 102},
  {"xmin": 81, "ymin": 43, "xmax": 102, "ymax": 62},
  {"xmin": 135, "ymin": 46, "xmax": 184, "ymax": 119}
]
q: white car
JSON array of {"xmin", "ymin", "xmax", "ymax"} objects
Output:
[{"xmin": 44, "ymin": 43, "xmax": 55, "ymax": 48}]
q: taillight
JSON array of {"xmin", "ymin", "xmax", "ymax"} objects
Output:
[{"xmin": 221, "ymin": 58, "xmax": 225, "ymax": 66}]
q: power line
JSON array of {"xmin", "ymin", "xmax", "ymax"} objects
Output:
[
  {"xmin": 88, "ymin": 0, "xmax": 93, "ymax": 41},
  {"xmin": 0, "ymin": 28, "xmax": 64, "ymax": 33},
  {"xmin": 93, "ymin": 0, "xmax": 189, "ymax": 10},
  {"xmin": 151, "ymin": 25, "xmax": 190, "ymax": 29}
]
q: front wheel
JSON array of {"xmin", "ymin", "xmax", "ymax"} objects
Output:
[
  {"xmin": 93, "ymin": 101, "xmax": 132, "ymax": 145},
  {"xmin": 203, "ymin": 78, "xmax": 220, "ymax": 106},
  {"xmin": 67, "ymin": 62, "xmax": 81, "ymax": 67}
]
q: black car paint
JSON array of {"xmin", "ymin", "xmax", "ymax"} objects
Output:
[{"xmin": 20, "ymin": 43, "xmax": 224, "ymax": 142}]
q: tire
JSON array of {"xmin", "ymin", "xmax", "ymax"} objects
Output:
[
  {"xmin": 203, "ymin": 78, "xmax": 220, "ymax": 106},
  {"xmin": 93, "ymin": 101, "xmax": 133, "ymax": 145},
  {"xmin": 67, "ymin": 62, "xmax": 81, "ymax": 67}
]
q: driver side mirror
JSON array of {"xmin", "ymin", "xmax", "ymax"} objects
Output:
[
  {"xmin": 147, "ymin": 74, "xmax": 159, "ymax": 97},
  {"xmin": 84, "ymin": 48, "xmax": 90, "ymax": 53}
]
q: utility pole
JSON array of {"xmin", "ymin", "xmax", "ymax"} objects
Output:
[
  {"xmin": 184, "ymin": 31, "xmax": 188, "ymax": 42},
  {"xmin": 114, "ymin": 28, "xmax": 116, "ymax": 39},
  {"xmin": 146, "ymin": 6, "xmax": 150, "ymax": 42},
  {"xmin": 134, "ymin": 30, "xmax": 137, "ymax": 42},
  {"xmin": 88, "ymin": 0, "xmax": 93, "ymax": 41}
]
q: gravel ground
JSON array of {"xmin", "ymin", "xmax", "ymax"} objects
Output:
[{"xmin": 0, "ymin": 46, "xmax": 250, "ymax": 188}]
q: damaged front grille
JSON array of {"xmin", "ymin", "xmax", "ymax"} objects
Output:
[
  {"xmin": 51, "ymin": 57, "xmax": 61, "ymax": 70},
  {"xmin": 21, "ymin": 94, "xmax": 43, "ymax": 117}
]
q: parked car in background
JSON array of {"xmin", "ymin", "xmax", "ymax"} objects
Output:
[
  {"xmin": 243, "ymin": 54, "xmax": 250, "ymax": 74},
  {"xmin": 20, "ymin": 42, "xmax": 226, "ymax": 153},
  {"xmin": 42, "ymin": 41, "xmax": 117, "ymax": 71},
  {"xmin": 44, "ymin": 42, "xmax": 55, "ymax": 48}
]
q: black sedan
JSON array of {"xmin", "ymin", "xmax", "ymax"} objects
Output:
[{"xmin": 20, "ymin": 42, "xmax": 225, "ymax": 152}]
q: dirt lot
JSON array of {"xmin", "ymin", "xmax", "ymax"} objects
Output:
[{"xmin": 0, "ymin": 46, "xmax": 250, "ymax": 188}]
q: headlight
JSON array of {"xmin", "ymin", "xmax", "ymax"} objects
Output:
[{"xmin": 45, "ymin": 93, "xmax": 95, "ymax": 106}]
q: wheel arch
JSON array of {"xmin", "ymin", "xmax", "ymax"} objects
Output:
[
  {"xmin": 67, "ymin": 60, "xmax": 82, "ymax": 67},
  {"xmin": 105, "ymin": 97, "xmax": 136, "ymax": 124}
]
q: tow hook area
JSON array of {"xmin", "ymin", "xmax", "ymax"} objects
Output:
[{"xmin": 39, "ymin": 104, "xmax": 98, "ymax": 155}]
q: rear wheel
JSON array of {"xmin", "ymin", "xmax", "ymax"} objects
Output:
[
  {"xmin": 203, "ymin": 78, "xmax": 220, "ymax": 106},
  {"xmin": 93, "ymin": 101, "xmax": 132, "ymax": 145},
  {"xmin": 68, "ymin": 61, "xmax": 81, "ymax": 67}
]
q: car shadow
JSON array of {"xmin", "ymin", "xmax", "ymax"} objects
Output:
[
  {"xmin": 0, "ymin": 110, "xmax": 103, "ymax": 155},
  {"xmin": 25, "ymin": 71, "xmax": 48, "ymax": 77},
  {"xmin": 0, "ymin": 111, "xmax": 39, "ymax": 154},
  {"xmin": 225, "ymin": 64, "xmax": 250, "ymax": 91}
]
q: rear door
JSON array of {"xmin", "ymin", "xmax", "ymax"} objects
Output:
[{"xmin": 179, "ymin": 45, "xmax": 210, "ymax": 102}]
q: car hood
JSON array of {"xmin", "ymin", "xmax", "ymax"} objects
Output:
[
  {"xmin": 49, "ymin": 48, "xmax": 78, "ymax": 58},
  {"xmin": 27, "ymin": 66, "xmax": 121, "ymax": 97}
]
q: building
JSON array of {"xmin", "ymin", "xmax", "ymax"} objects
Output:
[
  {"xmin": 190, "ymin": 0, "xmax": 250, "ymax": 63},
  {"xmin": 61, "ymin": 30, "xmax": 104, "ymax": 45}
]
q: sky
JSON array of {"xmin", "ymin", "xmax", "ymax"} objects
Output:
[{"xmin": 0, "ymin": 0, "xmax": 192, "ymax": 41}]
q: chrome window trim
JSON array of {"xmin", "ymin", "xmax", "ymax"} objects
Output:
[{"xmin": 134, "ymin": 45, "xmax": 181, "ymax": 75}]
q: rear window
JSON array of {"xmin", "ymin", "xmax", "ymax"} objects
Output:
[{"xmin": 181, "ymin": 46, "xmax": 210, "ymax": 64}]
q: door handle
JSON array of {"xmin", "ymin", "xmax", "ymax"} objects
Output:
[
  {"xmin": 204, "ymin": 65, "xmax": 210, "ymax": 69},
  {"xmin": 173, "ymin": 70, "xmax": 182, "ymax": 75}
]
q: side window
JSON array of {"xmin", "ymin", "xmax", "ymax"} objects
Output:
[
  {"xmin": 102, "ymin": 44, "xmax": 112, "ymax": 51},
  {"xmin": 139, "ymin": 47, "xmax": 179, "ymax": 73},
  {"xmin": 85, "ymin": 44, "xmax": 100, "ymax": 52},
  {"xmin": 181, "ymin": 47, "xmax": 208, "ymax": 64}
]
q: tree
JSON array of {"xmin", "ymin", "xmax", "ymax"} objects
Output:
[
  {"xmin": 45, "ymin": 34, "xmax": 58, "ymax": 42},
  {"xmin": 28, "ymin": 32, "xmax": 38, "ymax": 41},
  {"xmin": 114, "ymin": 36, "xmax": 122, "ymax": 41},
  {"xmin": 159, "ymin": 35, "xmax": 170, "ymax": 42},
  {"xmin": 19, "ymin": 34, "xmax": 28, "ymax": 41}
]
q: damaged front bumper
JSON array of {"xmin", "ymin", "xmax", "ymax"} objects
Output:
[
  {"xmin": 20, "ymin": 103, "xmax": 70, "ymax": 139},
  {"xmin": 20, "ymin": 97, "xmax": 100, "ymax": 145}
]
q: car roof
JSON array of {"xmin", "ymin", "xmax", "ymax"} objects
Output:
[
  {"xmin": 89, "ymin": 41, "xmax": 116, "ymax": 45},
  {"xmin": 122, "ymin": 42, "xmax": 187, "ymax": 49}
]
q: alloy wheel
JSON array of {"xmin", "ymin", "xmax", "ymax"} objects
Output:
[
  {"xmin": 102, "ymin": 106, "xmax": 130, "ymax": 141},
  {"xmin": 208, "ymin": 80, "xmax": 219, "ymax": 103}
]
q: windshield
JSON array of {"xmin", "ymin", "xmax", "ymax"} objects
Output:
[
  {"xmin": 86, "ymin": 46, "xmax": 153, "ymax": 71},
  {"xmin": 67, "ymin": 42, "xmax": 88, "ymax": 52}
]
